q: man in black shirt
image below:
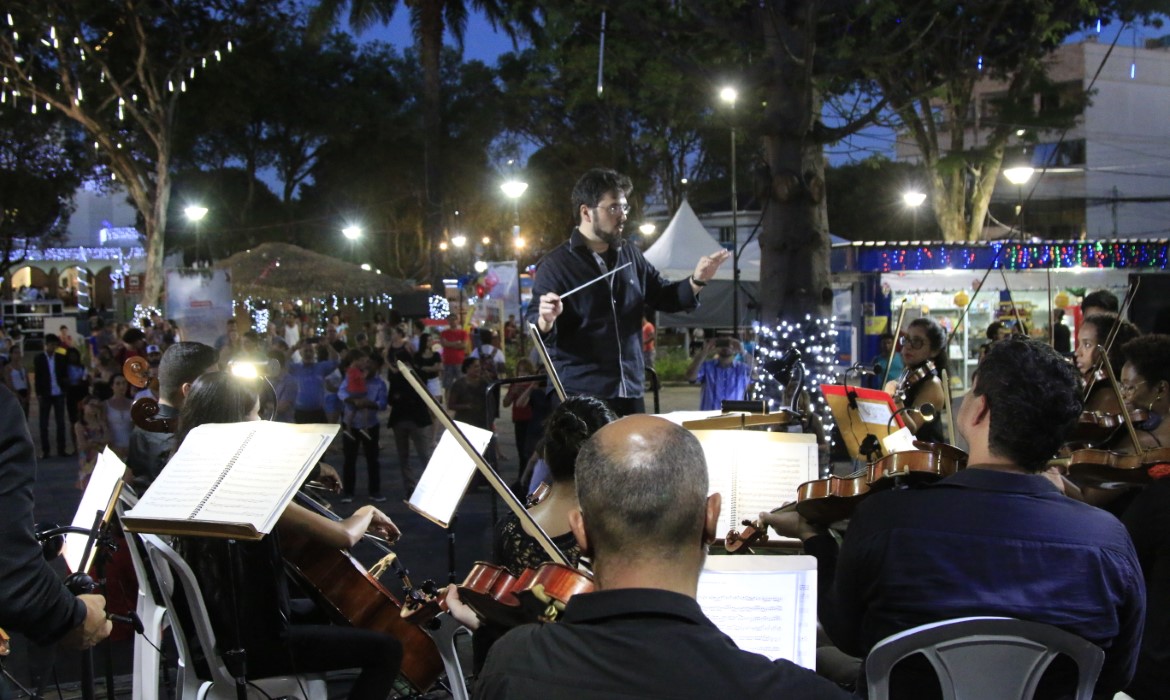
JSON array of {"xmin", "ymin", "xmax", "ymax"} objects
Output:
[
  {"xmin": 0, "ymin": 385, "xmax": 112, "ymax": 650},
  {"xmin": 470, "ymin": 415, "xmax": 849, "ymax": 699},
  {"xmin": 528, "ymin": 168, "xmax": 729, "ymax": 416},
  {"xmin": 126, "ymin": 342, "xmax": 217, "ymax": 491}
]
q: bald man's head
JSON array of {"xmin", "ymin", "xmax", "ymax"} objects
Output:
[{"xmin": 575, "ymin": 415, "xmax": 710, "ymax": 561}]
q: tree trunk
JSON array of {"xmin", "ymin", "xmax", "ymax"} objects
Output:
[
  {"xmin": 757, "ymin": 1, "xmax": 832, "ymax": 324},
  {"xmin": 418, "ymin": 0, "xmax": 445, "ymax": 292},
  {"xmin": 141, "ymin": 154, "xmax": 171, "ymax": 309}
]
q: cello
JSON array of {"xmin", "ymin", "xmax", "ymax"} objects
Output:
[
  {"xmin": 280, "ymin": 490, "xmax": 443, "ymax": 693},
  {"xmin": 122, "ymin": 357, "xmax": 174, "ymax": 433}
]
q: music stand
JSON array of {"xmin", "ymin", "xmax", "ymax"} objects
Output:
[{"xmin": 821, "ymin": 384, "xmax": 904, "ymax": 462}]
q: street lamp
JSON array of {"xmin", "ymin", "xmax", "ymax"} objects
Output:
[
  {"xmin": 1003, "ymin": 165, "xmax": 1035, "ymax": 234},
  {"xmin": 185, "ymin": 205, "xmax": 208, "ymax": 265},
  {"xmin": 639, "ymin": 222, "xmax": 657, "ymax": 236},
  {"xmin": 720, "ymin": 85, "xmax": 740, "ymax": 336},
  {"xmin": 452, "ymin": 234, "xmax": 467, "ymax": 248},
  {"xmin": 501, "ymin": 178, "xmax": 529, "ymax": 353},
  {"xmin": 342, "ymin": 225, "xmax": 362, "ymax": 262},
  {"xmin": 902, "ymin": 191, "xmax": 926, "ymax": 237},
  {"xmin": 474, "ymin": 260, "xmax": 488, "ymax": 273}
]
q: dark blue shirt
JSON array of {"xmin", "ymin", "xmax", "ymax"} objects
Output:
[
  {"xmin": 819, "ymin": 467, "xmax": 1146, "ymax": 697},
  {"xmin": 526, "ymin": 228, "xmax": 697, "ymax": 400},
  {"xmin": 476, "ymin": 588, "xmax": 850, "ymax": 699},
  {"xmin": 288, "ymin": 360, "xmax": 336, "ymax": 411}
]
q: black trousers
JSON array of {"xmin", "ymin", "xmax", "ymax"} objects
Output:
[
  {"xmin": 249, "ymin": 623, "xmax": 402, "ymax": 700},
  {"xmin": 342, "ymin": 424, "xmax": 381, "ymax": 497},
  {"xmin": 37, "ymin": 394, "xmax": 66, "ymax": 455},
  {"xmin": 603, "ymin": 396, "xmax": 646, "ymax": 417}
]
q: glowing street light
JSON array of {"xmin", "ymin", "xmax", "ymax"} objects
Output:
[
  {"xmin": 185, "ymin": 205, "xmax": 209, "ymax": 265},
  {"xmin": 719, "ymin": 84, "xmax": 741, "ymax": 335},
  {"xmin": 638, "ymin": 222, "xmax": 657, "ymax": 236},
  {"xmin": 452, "ymin": 235, "xmax": 467, "ymax": 248},
  {"xmin": 473, "ymin": 260, "xmax": 488, "ymax": 273},
  {"xmin": 342, "ymin": 225, "xmax": 362, "ymax": 240},
  {"xmin": 903, "ymin": 191, "xmax": 926, "ymax": 237},
  {"xmin": 1003, "ymin": 166, "xmax": 1035, "ymax": 186},
  {"xmin": 500, "ymin": 180, "xmax": 528, "ymax": 200}
]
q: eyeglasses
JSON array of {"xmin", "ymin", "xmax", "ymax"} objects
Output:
[
  {"xmin": 1120, "ymin": 380, "xmax": 1147, "ymax": 396},
  {"xmin": 903, "ymin": 336, "xmax": 928, "ymax": 350},
  {"xmin": 595, "ymin": 202, "xmax": 630, "ymax": 216}
]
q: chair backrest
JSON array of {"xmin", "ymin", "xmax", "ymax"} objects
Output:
[
  {"xmin": 865, "ymin": 616, "xmax": 1105, "ymax": 700},
  {"xmin": 139, "ymin": 533, "xmax": 234, "ymax": 687},
  {"xmin": 115, "ymin": 491, "xmax": 167, "ymax": 608}
]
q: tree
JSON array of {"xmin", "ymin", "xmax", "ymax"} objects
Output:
[
  {"xmin": 0, "ymin": 107, "xmax": 92, "ymax": 279},
  {"xmin": 0, "ymin": 0, "xmax": 292, "ymax": 307},
  {"xmin": 307, "ymin": 0, "xmax": 541, "ymax": 290}
]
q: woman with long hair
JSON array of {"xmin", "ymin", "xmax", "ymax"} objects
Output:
[
  {"xmin": 171, "ymin": 372, "xmax": 403, "ymax": 699},
  {"xmin": 885, "ymin": 317, "xmax": 949, "ymax": 444}
]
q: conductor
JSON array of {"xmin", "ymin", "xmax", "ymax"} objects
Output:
[{"xmin": 528, "ymin": 168, "xmax": 728, "ymax": 416}]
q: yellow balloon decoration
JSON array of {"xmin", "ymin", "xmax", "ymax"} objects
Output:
[
  {"xmin": 1054, "ymin": 291, "xmax": 1070, "ymax": 309},
  {"xmin": 954, "ymin": 289, "xmax": 970, "ymax": 307}
]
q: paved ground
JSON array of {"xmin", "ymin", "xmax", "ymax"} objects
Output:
[{"xmin": 2, "ymin": 383, "xmax": 706, "ymax": 698}]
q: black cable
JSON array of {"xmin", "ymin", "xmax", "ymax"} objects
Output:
[{"xmin": 0, "ymin": 662, "xmax": 42, "ymax": 700}]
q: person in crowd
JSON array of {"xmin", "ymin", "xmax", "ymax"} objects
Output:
[
  {"xmin": 528, "ymin": 168, "xmax": 728, "ymax": 416},
  {"xmin": 471, "ymin": 328, "xmax": 507, "ymax": 381},
  {"xmin": 74, "ymin": 395, "xmax": 111, "ymax": 490},
  {"xmin": 58, "ymin": 324, "xmax": 75, "ymax": 349},
  {"xmin": 765, "ymin": 338, "xmax": 1145, "ymax": 697},
  {"xmin": 641, "ymin": 316, "xmax": 656, "ymax": 369},
  {"xmin": 105, "ymin": 374, "xmax": 134, "ymax": 461},
  {"xmin": 288, "ymin": 338, "xmax": 340, "ymax": 424},
  {"xmin": 687, "ymin": 336, "xmax": 754, "ymax": 411},
  {"xmin": 90, "ymin": 345, "xmax": 120, "ymax": 401},
  {"xmin": 64, "ymin": 347, "xmax": 91, "ymax": 453},
  {"xmin": 871, "ymin": 331, "xmax": 904, "ymax": 387},
  {"xmin": 1052, "ymin": 309, "xmax": 1072, "ymax": 355},
  {"xmin": 416, "ymin": 332, "xmax": 443, "ymax": 405},
  {"xmin": 1114, "ymin": 334, "xmax": 1170, "ymax": 698},
  {"xmin": 463, "ymin": 414, "xmax": 850, "ymax": 699},
  {"xmin": 4, "ymin": 345, "xmax": 30, "ymax": 418},
  {"xmin": 385, "ymin": 328, "xmax": 433, "ymax": 496},
  {"xmin": 338, "ymin": 351, "xmax": 387, "ymax": 503},
  {"xmin": 0, "ymin": 384, "xmax": 113, "ymax": 652},
  {"xmin": 1082, "ymin": 289, "xmax": 1121, "ymax": 317},
  {"xmin": 115, "ymin": 328, "xmax": 147, "ymax": 366},
  {"xmin": 282, "ymin": 314, "xmax": 301, "ymax": 356},
  {"xmin": 373, "ymin": 312, "xmax": 390, "ymax": 352},
  {"xmin": 170, "ymin": 372, "xmax": 402, "ymax": 699},
  {"xmin": 503, "ymin": 358, "xmax": 538, "ymax": 473},
  {"xmin": 126, "ymin": 342, "xmax": 219, "ymax": 491},
  {"xmin": 448, "ymin": 357, "xmax": 489, "ymax": 430},
  {"xmin": 214, "ymin": 318, "xmax": 238, "ymax": 352},
  {"xmin": 267, "ymin": 349, "xmax": 298, "ymax": 423},
  {"xmin": 884, "ymin": 317, "xmax": 948, "ymax": 443},
  {"xmin": 33, "ymin": 333, "xmax": 70, "ymax": 459},
  {"xmin": 440, "ymin": 314, "xmax": 468, "ymax": 394}
]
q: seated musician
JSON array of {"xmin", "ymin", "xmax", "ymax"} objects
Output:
[
  {"xmin": 470, "ymin": 396, "xmax": 616, "ymax": 671},
  {"xmin": 884, "ymin": 317, "xmax": 947, "ymax": 443},
  {"xmin": 169, "ymin": 372, "xmax": 403, "ymax": 700},
  {"xmin": 1116, "ymin": 334, "xmax": 1170, "ymax": 699},
  {"xmin": 0, "ymin": 384, "xmax": 112, "ymax": 651},
  {"xmin": 1074, "ymin": 312, "xmax": 1141, "ymax": 415},
  {"xmin": 767, "ymin": 338, "xmax": 1145, "ymax": 698},
  {"xmin": 467, "ymin": 415, "xmax": 851, "ymax": 699}
]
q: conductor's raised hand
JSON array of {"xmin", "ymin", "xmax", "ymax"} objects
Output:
[
  {"xmin": 692, "ymin": 249, "xmax": 731, "ymax": 284},
  {"xmin": 537, "ymin": 292, "xmax": 563, "ymax": 334}
]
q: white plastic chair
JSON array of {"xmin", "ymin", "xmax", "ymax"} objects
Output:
[
  {"xmin": 865, "ymin": 616, "xmax": 1105, "ymax": 700},
  {"xmin": 139, "ymin": 533, "xmax": 326, "ymax": 700},
  {"xmin": 116, "ymin": 492, "xmax": 172, "ymax": 700}
]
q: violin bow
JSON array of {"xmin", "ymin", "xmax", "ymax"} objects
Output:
[
  {"xmin": 881, "ymin": 299, "xmax": 909, "ymax": 387},
  {"xmin": 1083, "ymin": 277, "xmax": 1142, "ymax": 402},
  {"xmin": 939, "ymin": 366, "xmax": 957, "ymax": 444},
  {"xmin": 998, "ymin": 267, "xmax": 1027, "ymax": 335},
  {"xmin": 527, "ymin": 323, "xmax": 567, "ymax": 401},
  {"xmin": 397, "ymin": 360, "xmax": 570, "ymax": 566},
  {"xmin": 1095, "ymin": 344, "xmax": 1144, "ymax": 453}
]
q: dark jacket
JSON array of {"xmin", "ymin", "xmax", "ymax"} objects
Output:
[
  {"xmin": 0, "ymin": 384, "xmax": 86, "ymax": 643},
  {"xmin": 126, "ymin": 402, "xmax": 178, "ymax": 493},
  {"xmin": 33, "ymin": 350, "xmax": 70, "ymax": 397},
  {"xmin": 525, "ymin": 228, "xmax": 697, "ymax": 399}
]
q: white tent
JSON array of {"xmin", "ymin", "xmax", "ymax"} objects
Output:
[{"xmin": 643, "ymin": 200, "xmax": 760, "ymax": 282}]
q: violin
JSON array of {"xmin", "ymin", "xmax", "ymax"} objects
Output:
[
  {"xmin": 1066, "ymin": 408, "xmax": 1149, "ymax": 447},
  {"xmin": 724, "ymin": 441, "xmax": 968, "ymax": 551},
  {"xmin": 1059, "ymin": 445, "xmax": 1170, "ymax": 486},
  {"xmin": 0, "ymin": 626, "xmax": 9, "ymax": 657},
  {"xmin": 893, "ymin": 361, "xmax": 936, "ymax": 402},
  {"xmin": 401, "ymin": 561, "xmax": 594, "ymax": 629}
]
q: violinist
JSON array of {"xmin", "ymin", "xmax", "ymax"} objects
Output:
[
  {"xmin": 766, "ymin": 338, "xmax": 1145, "ymax": 697},
  {"xmin": 468, "ymin": 396, "xmax": 616, "ymax": 671},
  {"xmin": 1116, "ymin": 334, "xmax": 1170, "ymax": 698},
  {"xmin": 1074, "ymin": 312, "xmax": 1140, "ymax": 416},
  {"xmin": 885, "ymin": 317, "xmax": 947, "ymax": 443},
  {"xmin": 169, "ymin": 372, "xmax": 403, "ymax": 700},
  {"xmin": 471, "ymin": 416, "xmax": 850, "ymax": 699}
]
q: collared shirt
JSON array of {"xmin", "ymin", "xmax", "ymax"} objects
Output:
[
  {"xmin": 819, "ymin": 467, "xmax": 1146, "ymax": 697},
  {"xmin": 271, "ymin": 373, "xmax": 298, "ymax": 423},
  {"xmin": 288, "ymin": 360, "xmax": 336, "ymax": 411},
  {"xmin": 45, "ymin": 351, "xmax": 62, "ymax": 396},
  {"xmin": 337, "ymin": 373, "xmax": 386, "ymax": 431},
  {"xmin": 695, "ymin": 359, "xmax": 752, "ymax": 410},
  {"xmin": 476, "ymin": 587, "xmax": 850, "ymax": 699},
  {"xmin": 526, "ymin": 228, "xmax": 698, "ymax": 400}
]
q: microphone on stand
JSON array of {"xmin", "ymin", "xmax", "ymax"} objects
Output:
[{"xmin": 888, "ymin": 402, "xmax": 936, "ymax": 434}]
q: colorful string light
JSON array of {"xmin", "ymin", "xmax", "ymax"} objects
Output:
[{"xmin": 844, "ymin": 240, "xmax": 1170, "ymax": 273}]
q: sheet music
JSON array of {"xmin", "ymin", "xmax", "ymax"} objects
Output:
[
  {"xmin": 407, "ymin": 421, "xmax": 494, "ymax": 527},
  {"xmin": 857, "ymin": 400, "xmax": 894, "ymax": 426},
  {"xmin": 697, "ymin": 555, "xmax": 818, "ymax": 670},
  {"xmin": 691, "ymin": 430, "xmax": 818, "ymax": 535},
  {"xmin": 655, "ymin": 410, "xmax": 723, "ymax": 426},
  {"xmin": 64, "ymin": 448, "xmax": 126, "ymax": 573},
  {"xmin": 124, "ymin": 421, "xmax": 337, "ymax": 536}
]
